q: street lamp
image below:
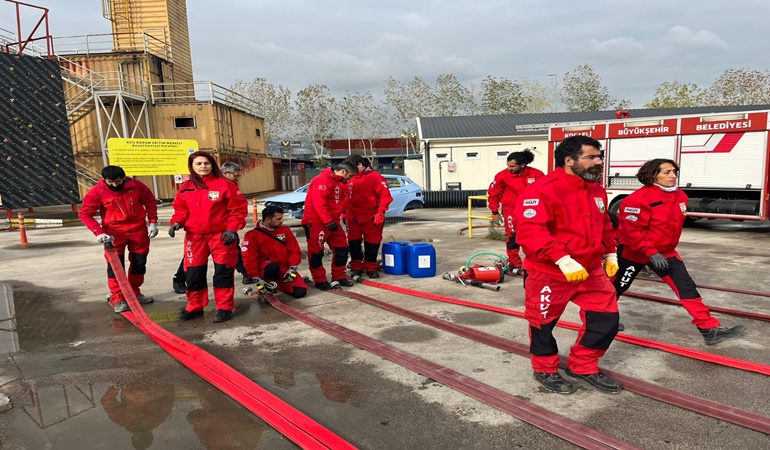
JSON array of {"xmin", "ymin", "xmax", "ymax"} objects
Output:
[{"xmin": 548, "ymin": 73, "xmax": 558, "ymax": 112}]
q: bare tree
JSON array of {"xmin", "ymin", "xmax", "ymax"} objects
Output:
[
  {"xmin": 521, "ymin": 78, "xmax": 553, "ymax": 113},
  {"xmin": 433, "ymin": 73, "xmax": 474, "ymax": 116},
  {"xmin": 228, "ymin": 78, "xmax": 293, "ymax": 145},
  {"xmin": 295, "ymin": 84, "xmax": 338, "ymax": 161},
  {"xmin": 383, "ymin": 76, "xmax": 434, "ymax": 139},
  {"xmin": 703, "ymin": 68, "xmax": 770, "ymax": 106},
  {"xmin": 644, "ymin": 81, "xmax": 704, "ymax": 108},
  {"xmin": 480, "ymin": 75, "xmax": 526, "ymax": 114},
  {"xmin": 561, "ymin": 64, "xmax": 613, "ymax": 112},
  {"xmin": 341, "ymin": 91, "xmax": 394, "ymax": 163}
]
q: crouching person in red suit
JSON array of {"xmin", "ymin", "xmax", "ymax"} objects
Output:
[
  {"xmin": 169, "ymin": 151, "xmax": 248, "ymax": 323},
  {"xmin": 241, "ymin": 206, "xmax": 308, "ymax": 298}
]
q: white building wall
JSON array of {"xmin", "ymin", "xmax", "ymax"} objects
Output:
[{"xmin": 421, "ymin": 136, "xmax": 548, "ymax": 190}]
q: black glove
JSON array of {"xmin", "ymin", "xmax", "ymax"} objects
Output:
[
  {"xmin": 168, "ymin": 223, "xmax": 180, "ymax": 238},
  {"xmin": 649, "ymin": 252, "xmax": 669, "ymax": 271},
  {"xmin": 254, "ymin": 277, "xmax": 277, "ymax": 293},
  {"xmin": 283, "ymin": 266, "xmax": 298, "ymax": 283},
  {"xmin": 221, "ymin": 230, "xmax": 237, "ymax": 246},
  {"xmin": 325, "ymin": 222, "xmax": 339, "ymax": 232}
]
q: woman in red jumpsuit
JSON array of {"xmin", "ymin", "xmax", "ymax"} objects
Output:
[
  {"xmin": 613, "ymin": 158, "xmax": 746, "ymax": 344},
  {"xmin": 169, "ymin": 151, "xmax": 248, "ymax": 323}
]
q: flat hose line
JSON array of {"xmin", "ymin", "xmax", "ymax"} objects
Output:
[
  {"xmin": 258, "ymin": 291, "xmax": 640, "ymax": 450},
  {"xmin": 362, "ymin": 280, "xmax": 770, "ymax": 377},
  {"xmin": 104, "ymin": 246, "xmax": 355, "ymax": 450},
  {"xmin": 331, "ymin": 289, "xmax": 770, "ymax": 434},
  {"xmin": 623, "ymin": 291, "xmax": 770, "ymax": 322},
  {"xmin": 636, "ymin": 276, "xmax": 770, "ymax": 298}
]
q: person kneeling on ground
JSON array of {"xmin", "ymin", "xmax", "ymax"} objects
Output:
[{"xmin": 241, "ymin": 206, "xmax": 307, "ymax": 298}]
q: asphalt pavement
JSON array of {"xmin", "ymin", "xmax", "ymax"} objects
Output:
[{"xmin": 0, "ymin": 205, "xmax": 769, "ymax": 449}]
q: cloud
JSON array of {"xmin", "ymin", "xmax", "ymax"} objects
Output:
[{"xmin": 665, "ymin": 25, "xmax": 728, "ymax": 49}]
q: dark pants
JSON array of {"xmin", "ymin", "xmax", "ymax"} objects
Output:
[
  {"xmin": 613, "ymin": 245, "xmax": 719, "ymax": 328},
  {"xmin": 174, "ymin": 235, "xmax": 247, "ymax": 283}
]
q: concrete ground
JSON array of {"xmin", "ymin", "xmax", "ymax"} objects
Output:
[{"xmin": 0, "ymin": 204, "xmax": 769, "ymax": 449}]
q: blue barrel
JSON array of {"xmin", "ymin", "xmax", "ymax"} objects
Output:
[
  {"xmin": 382, "ymin": 241, "xmax": 409, "ymax": 275},
  {"xmin": 408, "ymin": 243, "xmax": 436, "ymax": 278}
]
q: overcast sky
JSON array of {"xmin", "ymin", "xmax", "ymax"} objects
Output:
[{"xmin": 5, "ymin": 0, "xmax": 770, "ymax": 108}]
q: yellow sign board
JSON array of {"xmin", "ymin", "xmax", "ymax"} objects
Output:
[{"xmin": 107, "ymin": 138, "xmax": 199, "ymax": 176}]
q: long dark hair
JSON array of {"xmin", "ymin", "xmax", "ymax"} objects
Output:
[{"xmin": 188, "ymin": 151, "xmax": 223, "ymax": 189}]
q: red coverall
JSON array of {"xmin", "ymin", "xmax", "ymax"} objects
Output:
[
  {"xmin": 515, "ymin": 167, "xmax": 619, "ymax": 375},
  {"xmin": 487, "ymin": 166, "xmax": 545, "ymax": 267},
  {"xmin": 79, "ymin": 178, "xmax": 157, "ymax": 307},
  {"xmin": 241, "ymin": 223, "xmax": 308, "ymax": 297},
  {"xmin": 346, "ymin": 168, "xmax": 393, "ymax": 273},
  {"xmin": 171, "ymin": 175, "xmax": 248, "ymax": 313},
  {"xmin": 301, "ymin": 168, "xmax": 349, "ymax": 283},
  {"xmin": 613, "ymin": 186, "xmax": 719, "ymax": 328}
]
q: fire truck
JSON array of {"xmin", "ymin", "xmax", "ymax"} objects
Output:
[{"xmin": 548, "ymin": 110, "xmax": 770, "ymax": 221}]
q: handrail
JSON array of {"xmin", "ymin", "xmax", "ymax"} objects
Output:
[
  {"xmin": 53, "ymin": 30, "xmax": 171, "ymax": 60},
  {"xmin": 75, "ymin": 162, "xmax": 101, "ymax": 188},
  {"xmin": 150, "ymin": 81, "xmax": 263, "ymax": 116},
  {"xmin": 467, "ymin": 194, "xmax": 492, "ymax": 238}
]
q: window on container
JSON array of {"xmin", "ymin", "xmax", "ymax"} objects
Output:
[
  {"xmin": 496, "ymin": 151, "xmax": 509, "ymax": 159},
  {"xmin": 465, "ymin": 151, "xmax": 480, "ymax": 160},
  {"xmin": 174, "ymin": 117, "xmax": 196, "ymax": 129},
  {"xmin": 255, "ymin": 128, "xmax": 261, "ymax": 137},
  {"xmin": 435, "ymin": 152, "xmax": 448, "ymax": 160}
]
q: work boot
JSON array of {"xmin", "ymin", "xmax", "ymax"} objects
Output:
[
  {"xmin": 315, "ymin": 281, "xmax": 333, "ymax": 291},
  {"xmin": 213, "ymin": 309, "xmax": 234, "ymax": 323},
  {"xmin": 350, "ymin": 270, "xmax": 364, "ymax": 279},
  {"xmin": 177, "ymin": 308, "xmax": 204, "ymax": 321},
  {"xmin": 366, "ymin": 271, "xmax": 380, "ymax": 279},
  {"xmin": 698, "ymin": 324, "xmax": 747, "ymax": 345},
  {"xmin": 565, "ymin": 368, "xmax": 622, "ymax": 394},
  {"xmin": 533, "ymin": 371, "xmax": 575, "ymax": 394},
  {"xmin": 173, "ymin": 278, "xmax": 186, "ymax": 294},
  {"xmin": 136, "ymin": 294, "xmax": 154, "ymax": 304},
  {"xmin": 333, "ymin": 278, "xmax": 354, "ymax": 287},
  {"xmin": 113, "ymin": 300, "xmax": 130, "ymax": 313},
  {"xmin": 242, "ymin": 274, "xmax": 255, "ymax": 285},
  {"xmin": 618, "ymin": 323, "xmax": 625, "ymax": 332}
]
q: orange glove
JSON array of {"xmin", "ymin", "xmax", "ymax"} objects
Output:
[
  {"xmin": 603, "ymin": 253, "xmax": 619, "ymax": 277},
  {"xmin": 374, "ymin": 214, "xmax": 385, "ymax": 225}
]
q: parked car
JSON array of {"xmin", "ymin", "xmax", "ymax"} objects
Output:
[{"xmin": 261, "ymin": 174, "xmax": 424, "ymax": 220}]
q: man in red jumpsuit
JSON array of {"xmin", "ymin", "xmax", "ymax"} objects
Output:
[
  {"xmin": 343, "ymin": 155, "xmax": 393, "ymax": 279},
  {"xmin": 613, "ymin": 158, "xmax": 746, "ymax": 344},
  {"xmin": 487, "ymin": 149, "xmax": 545, "ymax": 274},
  {"xmin": 301, "ymin": 161, "xmax": 358, "ymax": 290},
  {"xmin": 241, "ymin": 205, "xmax": 308, "ymax": 298},
  {"xmin": 515, "ymin": 135, "xmax": 621, "ymax": 395},
  {"xmin": 79, "ymin": 165, "xmax": 158, "ymax": 313},
  {"xmin": 169, "ymin": 151, "xmax": 248, "ymax": 323}
]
